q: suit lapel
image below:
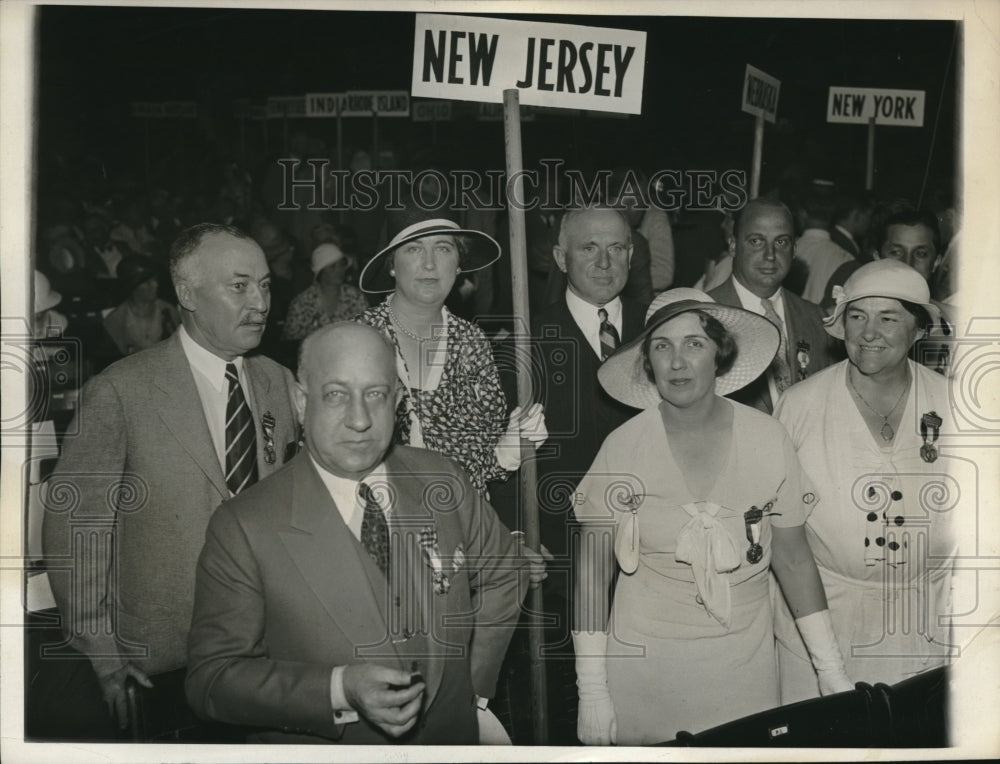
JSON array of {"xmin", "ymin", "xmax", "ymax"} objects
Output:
[
  {"xmin": 151, "ymin": 336, "xmax": 228, "ymax": 498},
  {"xmin": 244, "ymin": 357, "xmax": 295, "ymax": 474},
  {"xmin": 279, "ymin": 456, "xmax": 401, "ymax": 663}
]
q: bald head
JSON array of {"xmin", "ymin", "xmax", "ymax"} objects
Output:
[
  {"xmin": 729, "ymin": 198, "xmax": 796, "ymax": 299},
  {"xmin": 295, "ymin": 322, "xmax": 400, "ymax": 479}
]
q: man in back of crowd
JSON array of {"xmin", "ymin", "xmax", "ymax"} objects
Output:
[
  {"xmin": 830, "ymin": 186, "xmax": 874, "ymax": 261},
  {"xmin": 794, "ymin": 181, "xmax": 855, "ymax": 305},
  {"xmin": 709, "ymin": 198, "xmax": 839, "ymax": 414}
]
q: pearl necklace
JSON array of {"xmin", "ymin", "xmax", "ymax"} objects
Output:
[
  {"xmin": 848, "ymin": 366, "xmax": 909, "ymax": 441},
  {"xmin": 387, "ymin": 297, "xmax": 437, "ymax": 342}
]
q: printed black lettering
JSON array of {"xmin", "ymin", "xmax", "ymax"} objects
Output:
[
  {"xmin": 468, "ymin": 33, "xmax": 499, "ymax": 86},
  {"xmin": 537, "ymin": 38, "xmax": 555, "ymax": 91},
  {"xmin": 832, "ymin": 93, "xmax": 845, "ymax": 116},
  {"xmin": 612, "ymin": 45, "xmax": 635, "ymax": 97},
  {"xmin": 556, "ymin": 40, "xmax": 577, "ymax": 93},
  {"xmin": 423, "ymin": 30, "xmax": 447, "ymax": 83},
  {"xmin": 905, "ymin": 96, "xmax": 916, "ymax": 120},
  {"xmin": 578, "ymin": 42, "xmax": 594, "ymax": 93},
  {"xmin": 594, "ymin": 43, "xmax": 613, "ymax": 96},
  {"xmin": 448, "ymin": 31, "xmax": 466, "ymax": 84},
  {"xmin": 893, "ymin": 96, "xmax": 904, "ymax": 119},
  {"xmin": 851, "ymin": 94, "xmax": 865, "ymax": 116},
  {"xmin": 516, "ymin": 37, "xmax": 536, "ymax": 88}
]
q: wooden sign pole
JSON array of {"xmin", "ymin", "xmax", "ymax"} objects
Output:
[
  {"xmin": 750, "ymin": 113, "xmax": 764, "ymax": 199},
  {"xmin": 866, "ymin": 116, "xmax": 876, "ymax": 190},
  {"xmin": 502, "ymin": 87, "xmax": 548, "ymax": 744}
]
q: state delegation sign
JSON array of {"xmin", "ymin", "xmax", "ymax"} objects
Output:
[
  {"xmin": 827, "ymin": 87, "xmax": 925, "ymax": 127},
  {"xmin": 411, "ymin": 13, "xmax": 646, "ymax": 114}
]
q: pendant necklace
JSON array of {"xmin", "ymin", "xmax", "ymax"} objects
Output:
[{"xmin": 848, "ymin": 367, "xmax": 909, "ymax": 442}]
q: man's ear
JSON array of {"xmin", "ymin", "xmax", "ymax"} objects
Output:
[
  {"xmin": 175, "ymin": 280, "xmax": 196, "ymax": 312},
  {"xmin": 727, "ymin": 235, "xmax": 736, "ymax": 258},
  {"xmin": 552, "ymin": 245, "xmax": 568, "ymax": 274},
  {"xmin": 292, "ymin": 381, "xmax": 307, "ymax": 425}
]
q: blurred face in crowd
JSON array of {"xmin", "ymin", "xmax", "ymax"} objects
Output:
[
  {"xmin": 647, "ymin": 312, "xmax": 718, "ymax": 409},
  {"xmin": 318, "ymin": 258, "xmax": 349, "ymax": 290},
  {"xmin": 295, "ymin": 324, "xmax": 398, "ymax": 479},
  {"xmin": 554, "ymin": 208, "xmax": 633, "ymax": 307},
  {"xmin": 175, "ymin": 232, "xmax": 271, "ymax": 361},
  {"xmin": 878, "ymin": 224, "xmax": 939, "ymax": 281},
  {"xmin": 843, "ymin": 297, "xmax": 923, "ymax": 378},
  {"xmin": 730, "ymin": 201, "xmax": 795, "ymax": 299},
  {"xmin": 392, "ymin": 234, "xmax": 460, "ymax": 308},
  {"xmin": 132, "ymin": 276, "xmax": 159, "ymax": 304}
]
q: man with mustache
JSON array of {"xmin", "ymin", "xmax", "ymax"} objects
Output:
[
  {"xmin": 709, "ymin": 198, "xmax": 839, "ymax": 413},
  {"xmin": 43, "ymin": 223, "xmax": 299, "ymax": 739}
]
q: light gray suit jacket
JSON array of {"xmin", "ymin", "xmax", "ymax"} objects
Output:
[{"xmin": 43, "ymin": 332, "xmax": 298, "ymax": 678}]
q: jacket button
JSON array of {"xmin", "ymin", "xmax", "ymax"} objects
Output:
[{"xmin": 695, "ymin": 594, "xmax": 704, "ymax": 605}]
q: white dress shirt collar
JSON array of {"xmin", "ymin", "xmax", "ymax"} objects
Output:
[
  {"xmin": 731, "ymin": 276, "xmax": 785, "ymax": 322},
  {"xmin": 310, "ymin": 455, "xmax": 389, "ymax": 540},
  {"xmin": 178, "ymin": 324, "xmax": 245, "ymax": 391}
]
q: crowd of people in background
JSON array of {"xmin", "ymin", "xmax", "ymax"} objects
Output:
[{"xmin": 27, "ymin": 133, "xmax": 963, "ymax": 746}]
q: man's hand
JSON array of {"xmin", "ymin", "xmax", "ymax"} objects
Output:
[
  {"xmin": 342, "ymin": 664, "xmax": 425, "ymax": 738},
  {"xmin": 98, "ymin": 663, "xmax": 154, "ymax": 729}
]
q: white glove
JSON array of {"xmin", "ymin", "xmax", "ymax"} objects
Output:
[
  {"xmin": 795, "ymin": 609, "xmax": 854, "ymax": 696},
  {"xmin": 572, "ymin": 630, "xmax": 617, "ymax": 745},
  {"xmin": 494, "ymin": 403, "xmax": 548, "ymax": 471}
]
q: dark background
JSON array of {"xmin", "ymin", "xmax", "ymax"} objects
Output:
[{"xmin": 36, "ymin": 6, "xmax": 958, "ymax": 286}]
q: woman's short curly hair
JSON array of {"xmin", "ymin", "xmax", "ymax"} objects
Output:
[{"xmin": 640, "ymin": 309, "xmax": 739, "ymax": 383}]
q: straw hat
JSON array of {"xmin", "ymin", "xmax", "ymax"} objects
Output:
[
  {"xmin": 597, "ymin": 288, "xmax": 780, "ymax": 409},
  {"xmin": 34, "ymin": 270, "xmax": 62, "ymax": 313},
  {"xmin": 824, "ymin": 259, "xmax": 941, "ymax": 339},
  {"xmin": 358, "ymin": 208, "xmax": 501, "ymax": 294}
]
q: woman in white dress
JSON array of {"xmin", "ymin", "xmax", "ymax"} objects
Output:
[
  {"xmin": 773, "ymin": 259, "xmax": 959, "ymax": 702},
  {"xmin": 572, "ymin": 288, "xmax": 852, "ymax": 745}
]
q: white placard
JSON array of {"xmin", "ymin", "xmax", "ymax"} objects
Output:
[
  {"xmin": 412, "ymin": 100, "xmax": 453, "ymax": 122},
  {"xmin": 266, "ymin": 96, "xmax": 306, "ymax": 119},
  {"xmin": 305, "ymin": 92, "xmax": 345, "ymax": 117},
  {"xmin": 412, "ymin": 13, "xmax": 646, "ymax": 115},
  {"xmin": 741, "ymin": 64, "xmax": 780, "ymax": 123},
  {"xmin": 341, "ymin": 90, "xmax": 410, "ymax": 117},
  {"xmin": 827, "ymin": 86, "xmax": 926, "ymax": 127}
]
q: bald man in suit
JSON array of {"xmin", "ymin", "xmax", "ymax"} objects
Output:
[{"xmin": 186, "ymin": 323, "xmax": 531, "ymax": 744}]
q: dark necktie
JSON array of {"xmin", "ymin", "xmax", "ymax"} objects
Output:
[
  {"xmin": 359, "ymin": 481, "xmax": 390, "ymax": 575},
  {"xmin": 598, "ymin": 307, "xmax": 620, "ymax": 361},
  {"xmin": 225, "ymin": 362, "xmax": 258, "ymax": 495},
  {"xmin": 760, "ymin": 298, "xmax": 791, "ymax": 394}
]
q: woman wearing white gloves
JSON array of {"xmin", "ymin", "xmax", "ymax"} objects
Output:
[
  {"xmin": 773, "ymin": 260, "xmax": 959, "ymax": 702},
  {"xmin": 572, "ymin": 289, "xmax": 851, "ymax": 745}
]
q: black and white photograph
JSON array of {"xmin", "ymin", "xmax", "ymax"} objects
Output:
[{"xmin": 1, "ymin": 1, "xmax": 998, "ymax": 761}]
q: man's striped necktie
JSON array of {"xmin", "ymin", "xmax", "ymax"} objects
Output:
[
  {"xmin": 598, "ymin": 307, "xmax": 620, "ymax": 361},
  {"xmin": 225, "ymin": 362, "xmax": 258, "ymax": 495}
]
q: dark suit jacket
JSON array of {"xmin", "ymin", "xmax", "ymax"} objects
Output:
[
  {"xmin": 709, "ymin": 277, "xmax": 841, "ymax": 414},
  {"xmin": 185, "ymin": 448, "xmax": 527, "ymax": 744},
  {"xmin": 530, "ymin": 295, "xmax": 645, "ymax": 559},
  {"xmin": 43, "ymin": 332, "xmax": 298, "ymax": 678}
]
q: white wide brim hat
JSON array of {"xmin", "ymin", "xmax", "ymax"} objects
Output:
[
  {"xmin": 359, "ymin": 211, "xmax": 501, "ymax": 294},
  {"xmin": 598, "ymin": 288, "xmax": 780, "ymax": 409},
  {"xmin": 824, "ymin": 259, "xmax": 941, "ymax": 339}
]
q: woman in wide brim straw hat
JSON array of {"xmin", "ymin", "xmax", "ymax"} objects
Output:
[
  {"xmin": 571, "ymin": 288, "xmax": 851, "ymax": 746},
  {"xmin": 355, "ymin": 207, "xmax": 547, "ymax": 496},
  {"xmin": 772, "ymin": 259, "xmax": 957, "ymax": 704}
]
